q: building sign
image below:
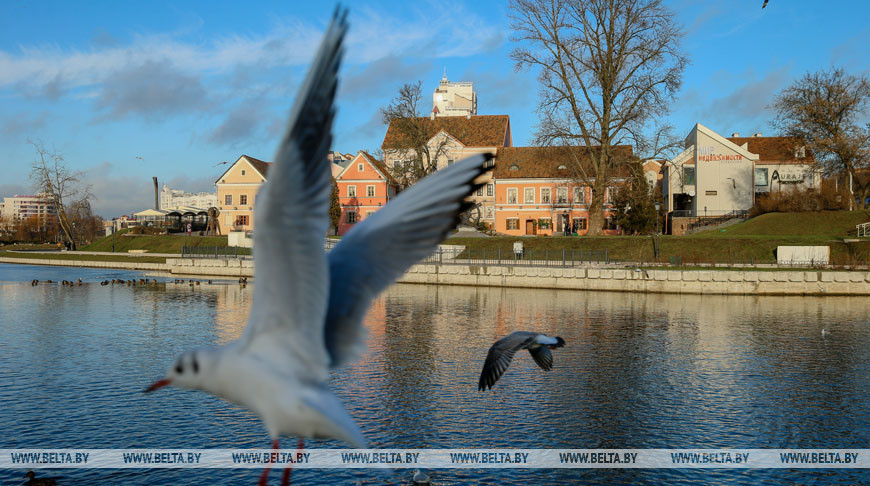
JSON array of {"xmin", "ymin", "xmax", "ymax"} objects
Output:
[
  {"xmin": 698, "ymin": 146, "xmax": 743, "ymax": 163},
  {"xmin": 771, "ymin": 170, "xmax": 804, "ymax": 184}
]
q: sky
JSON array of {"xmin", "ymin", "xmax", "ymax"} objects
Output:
[{"xmin": 1, "ymin": 0, "xmax": 868, "ymax": 218}]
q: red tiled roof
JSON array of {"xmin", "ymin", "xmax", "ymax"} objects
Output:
[
  {"xmin": 241, "ymin": 154, "xmax": 272, "ymax": 177},
  {"xmin": 494, "ymin": 146, "xmax": 635, "ymax": 179},
  {"xmin": 382, "ymin": 115, "xmax": 511, "ymax": 149},
  {"xmin": 726, "ymin": 136, "xmax": 814, "ymax": 164}
]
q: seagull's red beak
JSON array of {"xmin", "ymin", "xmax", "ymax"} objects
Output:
[{"xmin": 145, "ymin": 378, "xmax": 171, "ymax": 393}]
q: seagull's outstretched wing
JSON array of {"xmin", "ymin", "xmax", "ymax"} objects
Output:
[
  {"xmin": 324, "ymin": 153, "xmax": 491, "ymax": 368},
  {"xmin": 478, "ymin": 331, "xmax": 539, "ymax": 391},
  {"xmin": 241, "ymin": 11, "xmax": 348, "ymax": 373}
]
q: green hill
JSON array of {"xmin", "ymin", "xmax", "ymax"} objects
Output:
[
  {"xmin": 83, "ymin": 231, "xmax": 238, "ymax": 254},
  {"xmin": 691, "ymin": 210, "xmax": 870, "ymax": 238}
]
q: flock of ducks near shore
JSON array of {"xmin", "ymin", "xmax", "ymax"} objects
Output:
[{"xmin": 30, "ymin": 277, "xmax": 249, "ymax": 287}]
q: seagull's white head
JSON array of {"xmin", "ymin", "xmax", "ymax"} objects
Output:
[{"xmin": 145, "ymin": 347, "xmax": 219, "ymax": 393}]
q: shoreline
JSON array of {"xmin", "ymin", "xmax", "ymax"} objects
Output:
[{"xmin": 4, "ymin": 256, "xmax": 870, "ymax": 296}]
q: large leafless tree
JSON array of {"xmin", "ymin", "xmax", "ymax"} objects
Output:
[
  {"xmin": 380, "ymin": 81, "xmax": 460, "ymax": 189},
  {"xmin": 771, "ymin": 67, "xmax": 870, "ymax": 209},
  {"xmin": 510, "ymin": 0, "xmax": 687, "ymax": 234},
  {"xmin": 29, "ymin": 141, "xmax": 94, "ymax": 250}
]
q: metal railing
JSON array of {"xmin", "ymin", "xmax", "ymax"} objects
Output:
[
  {"xmin": 684, "ymin": 210, "xmax": 749, "ymax": 231},
  {"xmin": 181, "ymin": 245, "xmax": 251, "ymax": 259},
  {"xmin": 418, "ymin": 247, "xmax": 611, "ymax": 267},
  {"xmin": 858, "ymin": 222, "xmax": 870, "ymax": 237}
]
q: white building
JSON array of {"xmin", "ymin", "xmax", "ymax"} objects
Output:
[
  {"xmin": 0, "ymin": 194, "xmax": 57, "ymax": 223},
  {"xmin": 159, "ymin": 185, "xmax": 217, "ymax": 210},
  {"xmin": 432, "ymin": 73, "xmax": 477, "ymax": 117}
]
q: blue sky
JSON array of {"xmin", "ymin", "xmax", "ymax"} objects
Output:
[{"xmin": 1, "ymin": 0, "xmax": 868, "ymax": 217}]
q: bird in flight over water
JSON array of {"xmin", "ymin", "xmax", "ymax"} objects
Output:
[
  {"xmin": 478, "ymin": 331, "xmax": 566, "ymax": 391},
  {"xmin": 146, "ymin": 7, "xmax": 491, "ymax": 486}
]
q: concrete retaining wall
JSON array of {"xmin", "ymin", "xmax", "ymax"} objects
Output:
[
  {"xmin": 166, "ymin": 258, "xmax": 254, "ymax": 277},
  {"xmin": 0, "ymin": 257, "xmax": 169, "ymax": 272},
  {"xmin": 396, "ymin": 264, "xmax": 870, "ymax": 295}
]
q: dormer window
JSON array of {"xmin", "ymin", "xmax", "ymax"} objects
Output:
[
  {"xmin": 795, "ymin": 146, "xmax": 806, "ymax": 159},
  {"xmin": 557, "ymin": 165, "xmax": 567, "ymax": 170},
  {"xmin": 509, "ymin": 164, "xmax": 519, "ymax": 172},
  {"xmin": 358, "ymin": 163, "xmax": 364, "ymax": 172}
]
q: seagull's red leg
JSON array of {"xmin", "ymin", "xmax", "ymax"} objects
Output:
[
  {"xmin": 259, "ymin": 438, "xmax": 279, "ymax": 486},
  {"xmin": 281, "ymin": 438, "xmax": 304, "ymax": 486}
]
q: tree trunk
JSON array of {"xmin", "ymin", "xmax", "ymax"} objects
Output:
[{"xmin": 586, "ymin": 182, "xmax": 606, "ymax": 236}]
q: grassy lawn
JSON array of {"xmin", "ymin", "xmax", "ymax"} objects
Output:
[
  {"xmin": 448, "ymin": 211, "xmax": 870, "ymax": 265},
  {"xmin": 0, "ymin": 251, "xmax": 167, "ymax": 264},
  {"xmin": 83, "ymin": 230, "xmax": 244, "ymax": 254}
]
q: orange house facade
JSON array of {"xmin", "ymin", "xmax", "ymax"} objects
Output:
[
  {"xmin": 214, "ymin": 155, "xmax": 271, "ymax": 235},
  {"xmin": 335, "ymin": 152, "xmax": 398, "ymax": 236},
  {"xmin": 493, "ymin": 146, "xmax": 631, "ymax": 236}
]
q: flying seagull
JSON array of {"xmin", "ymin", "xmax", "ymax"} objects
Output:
[
  {"xmin": 478, "ymin": 331, "xmax": 566, "ymax": 391},
  {"xmin": 145, "ymin": 8, "xmax": 490, "ymax": 486}
]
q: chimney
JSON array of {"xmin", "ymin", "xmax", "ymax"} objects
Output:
[
  {"xmin": 430, "ymin": 111, "xmax": 436, "ymax": 120},
  {"xmin": 153, "ymin": 177, "xmax": 159, "ymax": 210},
  {"xmin": 466, "ymin": 112, "xmax": 471, "ymax": 119},
  {"xmin": 753, "ymin": 132, "xmax": 762, "ymax": 137},
  {"xmin": 731, "ymin": 132, "xmax": 740, "ymax": 137}
]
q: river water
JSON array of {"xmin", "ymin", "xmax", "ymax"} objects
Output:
[{"xmin": 1, "ymin": 263, "xmax": 869, "ymax": 485}]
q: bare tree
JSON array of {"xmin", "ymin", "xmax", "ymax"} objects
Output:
[
  {"xmin": 29, "ymin": 140, "xmax": 94, "ymax": 250},
  {"xmin": 771, "ymin": 67, "xmax": 870, "ymax": 209},
  {"xmin": 510, "ymin": 0, "xmax": 687, "ymax": 234},
  {"xmin": 380, "ymin": 81, "xmax": 462, "ymax": 189}
]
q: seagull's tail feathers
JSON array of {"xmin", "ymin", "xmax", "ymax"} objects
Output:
[{"xmin": 304, "ymin": 390, "xmax": 367, "ymax": 448}]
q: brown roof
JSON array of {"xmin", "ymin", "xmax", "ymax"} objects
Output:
[
  {"xmin": 241, "ymin": 155, "xmax": 272, "ymax": 177},
  {"xmin": 359, "ymin": 151, "xmax": 398, "ymax": 186},
  {"xmin": 726, "ymin": 136, "xmax": 814, "ymax": 164},
  {"xmin": 382, "ymin": 115, "xmax": 511, "ymax": 149},
  {"xmin": 493, "ymin": 146, "xmax": 635, "ymax": 179}
]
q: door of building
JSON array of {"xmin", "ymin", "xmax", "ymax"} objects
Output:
[{"xmin": 525, "ymin": 220, "xmax": 536, "ymax": 235}]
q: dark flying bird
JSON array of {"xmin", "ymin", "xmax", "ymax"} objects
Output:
[
  {"xmin": 762, "ymin": 0, "xmax": 768, "ymax": 8},
  {"xmin": 146, "ymin": 8, "xmax": 491, "ymax": 486},
  {"xmin": 478, "ymin": 331, "xmax": 566, "ymax": 391}
]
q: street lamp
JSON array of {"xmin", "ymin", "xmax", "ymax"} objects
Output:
[{"xmin": 653, "ymin": 201, "xmax": 662, "ymax": 260}]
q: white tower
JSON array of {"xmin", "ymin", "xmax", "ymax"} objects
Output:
[{"xmin": 432, "ymin": 70, "xmax": 477, "ymax": 117}]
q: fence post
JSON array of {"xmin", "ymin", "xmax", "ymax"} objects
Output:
[
  {"xmin": 498, "ymin": 248, "xmax": 501, "ymax": 265},
  {"xmin": 545, "ymin": 249, "xmax": 549, "ymax": 266},
  {"xmin": 439, "ymin": 248, "xmax": 443, "ymax": 265},
  {"xmin": 562, "ymin": 248, "xmax": 566, "ymax": 268},
  {"xmin": 605, "ymin": 248, "xmax": 609, "ymax": 264}
]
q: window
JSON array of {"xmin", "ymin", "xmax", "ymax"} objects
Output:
[
  {"xmin": 572, "ymin": 217, "xmax": 587, "ymax": 231},
  {"xmin": 240, "ymin": 195, "xmax": 248, "ymax": 205},
  {"xmin": 485, "ymin": 206, "xmax": 494, "ymax": 219},
  {"xmin": 224, "ymin": 194, "xmax": 232, "ymax": 205},
  {"xmin": 486, "ymin": 183, "xmax": 494, "ymax": 196},
  {"xmin": 507, "ymin": 218, "xmax": 519, "ymax": 230},
  {"xmin": 366, "ymin": 185, "xmax": 375, "ymax": 197},
  {"xmin": 556, "ymin": 187, "xmax": 568, "ymax": 204},
  {"xmin": 606, "ymin": 186, "xmax": 618, "ymax": 204},
  {"xmin": 795, "ymin": 146, "xmax": 806, "ymax": 158},
  {"xmin": 348, "ymin": 185, "xmax": 356, "ymax": 197},
  {"xmin": 476, "ymin": 186, "xmax": 484, "ymax": 196},
  {"xmin": 484, "ymin": 158, "xmax": 495, "ymax": 168},
  {"xmin": 682, "ymin": 166, "xmax": 696, "ymax": 185},
  {"xmin": 358, "ymin": 163, "xmax": 364, "ymax": 172},
  {"xmin": 605, "ymin": 216, "xmax": 618, "ymax": 230},
  {"xmin": 241, "ymin": 170, "xmax": 246, "ymax": 176},
  {"xmin": 524, "ymin": 188, "xmax": 535, "ymax": 204},
  {"xmin": 346, "ymin": 211, "xmax": 357, "ymax": 224},
  {"xmin": 705, "ymin": 190, "xmax": 718, "ymax": 196},
  {"xmin": 755, "ymin": 167, "xmax": 769, "ymax": 186},
  {"xmin": 447, "ymin": 159, "xmax": 454, "ymax": 166},
  {"xmin": 507, "ymin": 188, "xmax": 518, "ymax": 204},
  {"xmin": 538, "ymin": 218, "xmax": 551, "ymax": 229},
  {"xmin": 573, "ymin": 187, "xmax": 585, "ymax": 204},
  {"xmin": 541, "ymin": 187, "xmax": 551, "ymax": 204},
  {"xmin": 235, "ymin": 215, "xmax": 249, "ymax": 226}
]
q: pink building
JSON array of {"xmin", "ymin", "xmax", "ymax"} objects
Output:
[
  {"xmin": 493, "ymin": 146, "xmax": 633, "ymax": 236},
  {"xmin": 335, "ymin": 152, "xmax": 398, "ymax": 235}
]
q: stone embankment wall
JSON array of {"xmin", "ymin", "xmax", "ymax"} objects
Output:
[
  {"xmin": 166, "ymin": 258, "xmax": 254, "ymax": 277},
  {"xmin": 0, "ymin": 257, "xmax": 168, "ymax": 272},
  {"xmin": 397, "ymin": 264, "xmax": 870, "ymax": 296}
]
